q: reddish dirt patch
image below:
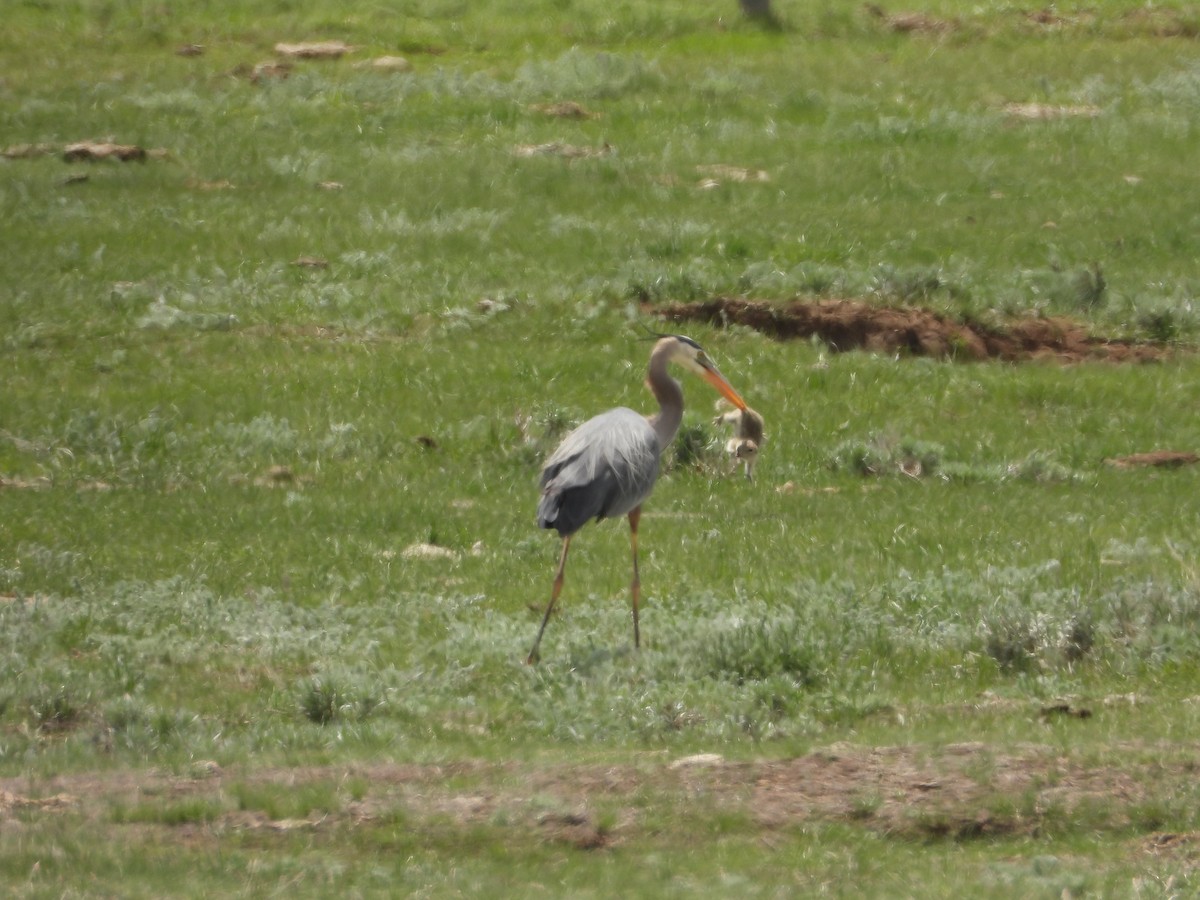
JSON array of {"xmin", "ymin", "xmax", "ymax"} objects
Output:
[
  {"xmin": 1146, "ymin": 831, "xmax": 1200, "ymax": 862},
  {"xmin": 744, "ymin": 742, "xmax": 1149, "ymax": 838},
  {"xmin": 1105, "ymin": 451, "xmax": 1199, "ymax": 469},
  {"xmin": 657, "ymin": 297, "xmax": 1171, "ymax": 363},
  {"xmin": 5, "ymin": 743, "xmax": 1195, "ymax": 847},
  {"xmin": 274, "ymin": 40, "xmax": 354, "ymax": 59},
  {"xmin": 62, "ymin": 141, "xmax": 149, "ymax": 163},
  {"xmin": 0, "ymin": 790, "xmax": 77, "ymax": 813},
  {"xmin": 1120, "ymin": 6, "xmax": 1200, "ymax": 37},
  {"xmin": 864, "ymin": 4, "xmax": 957, "ymax": 34}
]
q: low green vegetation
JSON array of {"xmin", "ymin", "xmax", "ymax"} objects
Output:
[{"xmin": 3, "ymin": 0, "xmax": 1200, "ymax": 894}]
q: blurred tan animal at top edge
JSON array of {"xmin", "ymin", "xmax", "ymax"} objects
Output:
[{"xmin": 713, "ymin": 402, "xmax": 765, "ymax": 481}]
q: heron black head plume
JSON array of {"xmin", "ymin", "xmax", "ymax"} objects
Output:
[
  {"xmin": 636, "ymin": 323, "xmax": 701, "ymax": 350},
  {"xmin": 636, "ymin": 323, "xmax": 669, "ymax": 342}
]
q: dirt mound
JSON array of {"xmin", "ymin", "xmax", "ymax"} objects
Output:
[
  {"xmin": 7, "ymin": 742, "xmax": 1192, "ymax": 846},
  {"xmin": 657, "ymin": 297, "xmax": 1170, "ymax": 363},
  {"xmin": 1105, "ymin": 451, "xmax": 1199, "ymax": 469}
]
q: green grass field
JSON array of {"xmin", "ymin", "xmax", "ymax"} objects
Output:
[{"xmin": 3, "ymin": 0, "xmax": 1200, "ymax": 895}]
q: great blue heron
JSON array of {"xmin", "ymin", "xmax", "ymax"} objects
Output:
[
  {"xmin": 526, "ymin": 333, "xmax": 748, "ymax": 664},
  {"xmin": 714, "ymin": 405, "xmax": 765, "ymax": 480}
]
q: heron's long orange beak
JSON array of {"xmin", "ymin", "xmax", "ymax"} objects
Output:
[{"xmin": 701, "ymin": 366, "xmax": 748, "ymax": 411}]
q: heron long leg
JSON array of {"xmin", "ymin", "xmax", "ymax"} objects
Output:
[
  {"xmin": 526, "ymin": 536, "xmax": 571, "ymax": 665},
  {"xmin": 628, "ymin": 507, "xmax": 642, "ymax": 650}
]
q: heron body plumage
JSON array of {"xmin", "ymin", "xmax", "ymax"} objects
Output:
[
  {"xmin": 537, "ymin": 407, "xmax": 661, "ymax": 537},
  {"xmin": 525, "ymin": 334, "xmax": 748, "ymax": 664}
]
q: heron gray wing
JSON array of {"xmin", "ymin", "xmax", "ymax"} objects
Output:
[{"xmin": 537, "ymin": 407, "xmax": 661, "ymax": 536}]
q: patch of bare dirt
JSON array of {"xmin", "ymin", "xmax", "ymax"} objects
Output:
[
  {"xmin": 536, "ymin": 810, "xmax": 613, "ymax": 850},
  {"xmin": 1004, "ymin": 102, "xmax": 1102, "ymax": 121},
  {"xmin": 529, "ymin": 101, "xmax": 595, "ymax": 119},
  {"xmin": 3, "ymin": 143, "xmax": 58, "ymax": 159},
  {"xmin": 513, "ymin": 142, "xmax": 613, "ymax": 159},
  {"xmin": 274, "ymin": 41, "xmax": 354, "ymax": 60},
  {"xmin": 695, "ymin": 164, "xmax": 771, "ymax": 188},
  {"xmin": 360, "ymin": 55, "xmax": 412, "ymax": 72},
  {"xmin": 864, "ymin": 4, "xmax": 957, "ymax": 34},
  {"xmin": 4, "ymin": 744, "xmax": 1196, "ymax": 849},
  {"xmin": 0, "ymin": 790, "xmax": 77, "ymax": 813},
  {"xmin": 290, "ymin": 255, "xmax": 329, "ymax": 269},
  {"xmin": 253, "ymin": 464, "xmax": 302, "ymax": 487},
  {"xmin": 63, "ymin": 141, "xmax": 150, "ymax": 163},
  {"xmin": 1146, "ymin": 831, "xmax": 1200, "ymax": 860},
  {"xmin": 1120, "ymin": 7, "xmax": 1200, "ymax": 38},
  {"xmin": 186, "ymin": 178, "xmax": 235, "ymax": 191},
  {"xmin": 3, "ymin": 141, "xmax": 170, "ymax": 163},
  {"xmin": 657, "ymin": 297, "xmax": 1172, "ymax": 364},
  {"xmin": 0, "ymin": 475, "xmax": 52, "ymax": 490},
  {"xmin": 865, "ymin": 3, "xmax": 1196, "ymax": 38},
  {"xmin": 248, "ymin": 61, "xmax": 292, "ymax": 82},
  {"xmin": 1105, "ymin": 451, "xmax": 1199, "ymax": 469},
  {"xmin": 633, "ymin": 742, "xmax": 1153, "ymax": 839},
  {"xmin": 1024, "ymin": 8, "xmax": 1069, "ymax": 27}
]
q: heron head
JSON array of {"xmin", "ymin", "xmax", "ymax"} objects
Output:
[{"xmin": 668, "ymin": 335, "xmax": 749, "ymax": 411}]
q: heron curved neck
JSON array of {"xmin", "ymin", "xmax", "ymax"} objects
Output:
[{"xmin": 646, "ymin": 338, "xmax": 684, "ymax": 448}]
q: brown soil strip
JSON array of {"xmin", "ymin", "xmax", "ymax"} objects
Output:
[
  {"xmin": 63, "ymin": 142, "xmax": 149, "ymax": 163},
  {"xmin": 657, "ymin": 297, "xmax": 1171, "ymax": 363},
  {"xmin": 1105, "ymin": 451, "xmax": 1199, "ymax": 469},
  {"xmin": 864, "ymin": 4, "xmax": 957, "ymax": 34},
  {"xmin": 273, "ymin": 41, "xmax": 354, "ymax": 59},
  {"xmin": 513, "ymin": 142, "xmax": 613, "ymax": 159},
  {"xmin": 3, "ymin": 743, "xmax": 1195, "ymax": 845}
]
